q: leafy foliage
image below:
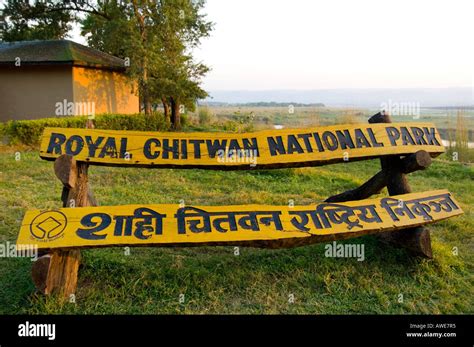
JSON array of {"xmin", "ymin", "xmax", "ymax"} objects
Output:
[
  {"xmin": 1, "ymin": 0, "xmax": 73, "ymax": 41},
  {"xmin": 1, "ymin": 113, "xmax": 169, "ymax": 145},
  {"xmin": 80, "ymin": 0, "xmax": 213, "ymax": 128}
]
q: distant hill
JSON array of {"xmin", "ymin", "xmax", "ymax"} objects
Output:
[{"xmin": 204, "ymin": 88, "xmax": 474, "ymax": 108}]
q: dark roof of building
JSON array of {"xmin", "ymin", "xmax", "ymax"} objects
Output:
[{"xmin": 0, "ymin": 40, "xmax": 126, "ymax": 71}]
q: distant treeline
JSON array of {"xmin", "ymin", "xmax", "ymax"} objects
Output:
[
  {"xmin": 201, "ymin": 102, "xmax": 325, "ymax": 107},
  {"xmin": 438, "ymin": 128, "xmax": 474, "ymax": 142},
  {"xmin": 425, "ymin": 106, "xmax": 474, "ymax": 110}
]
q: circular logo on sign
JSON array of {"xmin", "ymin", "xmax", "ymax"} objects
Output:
[{"xmin": 30, "ymin": 211, "xmax": 67, "ymax": 241}]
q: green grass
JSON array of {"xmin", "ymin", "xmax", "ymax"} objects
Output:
[{"xmin": 0, "ymin": 147, "xmax": 472, "ymax": 314}]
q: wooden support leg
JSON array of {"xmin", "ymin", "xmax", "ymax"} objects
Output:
[
  {"xmin": 369, "ymin": 112, "xmax": 433, "ymax": 258},
  {"xmin": 325, "ymin": 150, "xmax": 432, "ymax": 203},
  {"xmin": 31, "ymin": 120, "xmax": 96, "ymax": 299},
  {"xmin": 44, "ymin": 249, "xmax": 81, "ymax": 296}
]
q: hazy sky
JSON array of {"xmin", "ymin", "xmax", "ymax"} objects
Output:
[
  {"xmin": 192, "ymin": 0, "xmax": 474, "ymax": 90},
  {"xmin": 75, "ymin": 0, "xmax": 474, "ymax": 91}
]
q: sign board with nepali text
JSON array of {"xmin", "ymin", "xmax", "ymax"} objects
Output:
[
  {"xmin": 39, "ymin": 123, "xmax": 445, "ymax": 169},
  {"xmin": 17, "ymin": 190, "xmax": 462, "ymax": 250}
]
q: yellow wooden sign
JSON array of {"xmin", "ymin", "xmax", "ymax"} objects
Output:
[
  {"xmin": 39, "ymin": 123, "xmax": 445, "ymax": 168},
  {"xmin": 17, "ymin": 190, "xmax": 462, "ymax": 250}
]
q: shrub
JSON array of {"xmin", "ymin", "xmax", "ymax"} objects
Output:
[
  {"xmin": 180, "ymin": 113, "xmax": 190, "ymax": 128},
  {"xmin": 1, "ymin": 113, "xmax": 169, "ymax": 146},
  {"xmin": 445, "ymin": 110, "xmax": 472, "ymax": 163},
  {"xmin": 198, "ymin": 106, "xmax": 213, "ymax": 125},
  {"xmin": 337, "ymin": 109, "xmax": 358, "ymax": 124}
]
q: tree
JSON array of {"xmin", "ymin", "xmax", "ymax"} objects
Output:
[
  {"xmin": 150, "ymin": 0, "xmax": 211, "ymax": 129},
  {"xmin": 1, "ymin": 0, "xmax": 74, "ymax": 41},
  {"xmin": 80, "ymin": 1, "xmax": 156, "ymax": 114},
  {"xmin": 80, "ymin": 0, "xmax": 213, "ymax": 129},
  {"xmin": 157, "ymin": 56, "xmax": 209, "ymax": 129}
]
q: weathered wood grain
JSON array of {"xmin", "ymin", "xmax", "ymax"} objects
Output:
[{"xmin": 53, "ymin": 154, "xmax": 77, "ymax": 189}]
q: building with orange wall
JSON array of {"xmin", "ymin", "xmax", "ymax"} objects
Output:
[{"xmin": 0, "ymin": 40, "xmax": 139, "ymax": 121}]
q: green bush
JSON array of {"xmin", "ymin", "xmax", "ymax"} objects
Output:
[
  {"xmin": 1, "ymin": 113, "xmax": 169, "ymax": 146},
  {"xmin": 198, "ymin": 106, "xmax": 213, "ymax": 125},
  {"xmin": 180, "ymin": 113, "xmax": 190, "ymax": 128}
]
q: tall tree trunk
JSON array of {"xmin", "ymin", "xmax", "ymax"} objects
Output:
[
  {"xmin": 140, "ymin": 52, "xmax": 152, "ymax": 115},
  {"xmin": 162, "ymin": 98, "xmax": 170, "ymax": 124},
  {"xmin": 142, "ymin": 73, "xmax": 152, "ymax": 116},
  {"xmin": 170, "ymin": 97, "xmax": 181, "ymax": 130},
  {"xmin": 132, "ymin": 0, "xmax": 151, "ymax": 116},
  {"xmin": 169, "ymin": 97, "xmax": 175, "ymax": 125}
]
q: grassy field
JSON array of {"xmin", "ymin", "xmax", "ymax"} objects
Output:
[
  {"xmin": 0, "ymin": 143, "xmax": 472, "ymax": 314},
  {"xmin": 190, "ymin": 105, "xmax": 474, "ymax": 135}
]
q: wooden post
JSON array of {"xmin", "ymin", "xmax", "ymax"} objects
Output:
[
  {"xmin": 369, "ymin": 112, "xmax": 433, "ymax": 258},
  {"xmin": 325, "ymin": 150, "xmax": 432, "ymax": 203},
  {"xmin": 31, "ymin": 120, "xmax": 97, "ymax": 299}
]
